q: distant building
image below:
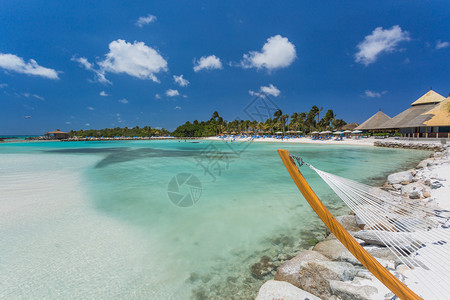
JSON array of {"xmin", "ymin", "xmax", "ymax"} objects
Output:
[
  {"xmin": 358, "ymin": 88, "xmax": 450, "ymax": 138},
  {"xmin": 45, "ymin": 129, "xmax": 69, "ymax": 140},
  {"xmin": 341, "ymin": 123, "xmax": 359, "ymax": 130}
]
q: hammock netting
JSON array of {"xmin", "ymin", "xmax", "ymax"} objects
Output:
[{"xmin": 291, "ymin": 155, "xmax": 450, "ymax": 299}]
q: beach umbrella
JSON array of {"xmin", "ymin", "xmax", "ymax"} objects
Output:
[
  {"xmin": 311, "ymin": 131, "xmax": 319, "ymax": 134},
  {"xmin": 333, "ymin": 131, "xmax": 344, "ymax": 134},
  {"xmin": 320, "ymin": 131, "xmax": 332, "ymax": 134},
  {"xmin": 296, "ymin": 131, "xmax": 302, "ymax": 133},
  {"xmin": 352, "ymin": 130, "xmax": 363, "ymax": 134},
  {"xmin": 275, "ymin": 131, "xmax": 283, "ymax": 134},
  {"xmin": 343, "ymin": 130, "xmax": 352, "ymax": 133}
]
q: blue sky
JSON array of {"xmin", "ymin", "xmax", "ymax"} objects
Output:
[{"xmin": 0, "ymin": 1, "xmax": 449, "ymax": 134}]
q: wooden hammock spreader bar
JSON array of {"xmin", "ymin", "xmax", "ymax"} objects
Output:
[{"xmin": 277, "ymin": 149, "xmax": 421, "ymax": 300}]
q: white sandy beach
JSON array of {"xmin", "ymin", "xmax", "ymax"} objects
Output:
[{"xmin": 206, "ymin": 136, "xmax": 376, "ymax": 146}]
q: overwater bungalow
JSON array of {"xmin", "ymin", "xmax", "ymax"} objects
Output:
[{"xmin": 45, "ymin": 129, "xmax": 69, "ymax": 140}]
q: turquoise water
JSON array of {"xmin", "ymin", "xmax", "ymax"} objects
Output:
[{"xmin": 0, "ymin": 140, "xmax": 431, "ymax": 299}]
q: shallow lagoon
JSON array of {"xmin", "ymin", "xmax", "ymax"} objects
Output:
[{"xmin": 0, "ymin": 140, "xmax": 430, "ymax": 299}]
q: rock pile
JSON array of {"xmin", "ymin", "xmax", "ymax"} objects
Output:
[
  {"xmin": 382, "ymin": 147, "xmax": 449, "ymax": 200},
  {"xmin": 374, "ymin": 140, "xmax": 447, "ymax": 151},
  {"xmin": 256, "ymin": 146, "xmax": 450, "ymax": 299}
]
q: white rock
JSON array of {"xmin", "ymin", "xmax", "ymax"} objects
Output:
[
  {"xmin": 387, "ymin": 171, "xmax": 413, "ymax": 185},
  {"xmin": 256, "ymin": 280, "xmax": 321, "ymax": 300},
  {"xmin": 298, "ymin": 260, "xmax": 356, "ymax": 298},
  {"xmin": 313, "ymin": 239, "xmax": 361, "ymax": 265},
  {"xmin": 354, "ymin": 230, "xmax": 418, "ymax": 252},
  {"xmin": 274, "ymin": 250, "xmax": 329, "ymax": 287},
  {"xmin": 364, "ymin": 245, "xmax": 397, "ymax": 261},
  {"xmin": 329, "ymin": 280, "xmax": 379, "ymax": 300},
  {"xmin": 401, "ymin": 182, "xmax": 428, "ymax": 195},
  {"xmin": 393, "ymin": 184, "xmax": 402, "ymax": 190},
  {"xmin": 417, "ymin": 159, "xmax": 433, "ymax": 169}
]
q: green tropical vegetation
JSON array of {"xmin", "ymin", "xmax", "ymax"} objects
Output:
[
  {"xmin": 68, "ymin": 126, "xmax": 170, "ymax": 137},
  {"xmin": 171, "ymin": 106, "xmax": 347, "ymax": 137},
  {"xmin": 67, "ymin": 106, "xmax": 349, "ymax": 138}
]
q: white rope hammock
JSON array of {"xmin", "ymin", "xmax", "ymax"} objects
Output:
[{"xmin": 291, "ymin": 156, "xmax": 450, "ymax": 299}]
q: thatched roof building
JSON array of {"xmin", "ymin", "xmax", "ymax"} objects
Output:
[
  {"xmin": 355, "ymin": 111, "xmax": 391, "ymax": 131},
  {"xmin": 356, "ymin": 88, "xmax": 450, "ymax": 138},
  {"xmin": 410, "ymin": 89, "xmax": 446, "ymax": 106},
  {"xmin": 45, "ymin": 129, "xmax": 69, "ymax": 140},
  {"xmin": 422, "ymin": 95, "xmax": 450, "ymax": 127},
  {"xmin": 379, "ymin": 89, "xmax": 445, "ymax": 130},
  {"xmin": 341, "ymin": 123, "xmax": 359, "ymax": 130}
]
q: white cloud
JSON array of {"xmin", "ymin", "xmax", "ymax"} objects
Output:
[
  {"xmin": 0, "ymin": 83, "xmax": 8, "ymax": 88},
  {"xmin": 436, "ymin": 40, "xmax": 450, "ymax": 50},
  {"xmin": 193, "ymin": 55, "xmax": 223, "ymax": 72},
  {"xmin": 166, "ymin": 89, "xmax": 180, "ymax": 97},
  {"xmin": 73, "ymin": 57, "xmax": 92, "ymax": 70},
  {"xmin": 65, "ymin": 121, "xmax": 71, "ymax": 125},
  {"xmin": 85, "ymin": 123, "xmax": 90, "ymax": 126},
  {"xmin": 99, "ymin": 39, "xmax": 168, "ymax": 82},
  {"xmin": 174, "ymin": 106, "xmax": 181, "ymax": 110},
  {"xmin": 118, "ymin": 98, "xmax": 129, "ymax": 104},
  {"xmin": 173, "ymin": 74, "xmax": 189, "ymax": 87},
  {"xmin": 74, "ymin": 39, "xmax": 167, "ymax": 84},
  {"xmin": 260, "ymin": 84, "xmax": 280, "ymax": 96},
  {"xmin": 240, "ymin": 35, "xmax": 296, "ymax": 71},
  {"xmin": 249, "ymin": 84, "xmax": 281, "ymax": 97},
  {"xmin": 363, "ymin": 90, "xmax": 387, "ymax": 98},
  {"xmin": 355, "ymin": 25, "xmax": 410, "ymax": 65},
  {"xmin": 155, "ymin": 93, "xmax": 161, "ymax": 99},
  {"xmin": 0, "ymin": 53, "xmax": 59, "ymax": 79},
  {"xmin": 72, "ymin": 56, "xmax": 111, "ymax": 84},
  {"xmin": 21, "ymin": 93, "xmax": 45, "ymax": 100},
  {"xmin": 99, "ymin": 91, "xmax": 109, "ymax": 96},
  {"xmin": 87, "ymin": 106, "xmax": 95, "ymax": 110},
  {"xmin": 136, "ymin": 14, "xmax": 157, "ymax": 27}
]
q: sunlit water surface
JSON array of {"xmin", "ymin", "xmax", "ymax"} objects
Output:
[{"xmin": 0, "ymin": 140, "xmax": 431, "ymax": 299}]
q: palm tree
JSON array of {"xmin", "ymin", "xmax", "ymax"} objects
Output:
[
  {"xmin": 316, "ymin": 107, "xmax": 323, "ymax": 123},
  {"xmin": 273, "ymin": 109, "xmax": 284, "ymax": 135},
  {"xmin": 290, "ymin": 112, "xmax": 298, "ymax": 131},
  {"xmin": 282, "ymin": 114, "xmax": 289, "ymax": 135},
  {"xmin": 306, "ymin": 106, "xmax": 319, "ymax": 132},
  {"xmin": 298, "ymin": 112, "xmax": 306, "ymax": 133},
  {"xmin": 265, "ymin": 118, "xmax": 274, "ymax": 135},
  {"xmin": 273, "ymin": 109, "xmax": 283, "ymax": 121}
]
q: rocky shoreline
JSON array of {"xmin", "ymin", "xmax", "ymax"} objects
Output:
[
  {"xmin": 256, "ymin": 141, "xmax": 450, "ymax": 300},
  {"xmin": 374, "ymin": 140, "xmax": 446, "ymax": 151}
]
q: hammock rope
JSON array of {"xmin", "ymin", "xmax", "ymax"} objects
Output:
[
  {"xmin": 278, "ymin": 149, "xmax": 449, "ymax": 300},
  {"xmin": 290, "ymin": 154, "xmax": 450, "ymax": 299}
]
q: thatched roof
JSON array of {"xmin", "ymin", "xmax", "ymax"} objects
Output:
[
  {"xmin": 355, "ymin": 111, "xmax": 391, "ymax": 130},
  {"xmin": 378, "ymin": 104, "xmax": 437, "ymax": 129},
  {"xmin": 376, "ymin": 89, "xmax": 447, "ymax": 129},
  {"xmin": 46, "ymin": 130, "xmax": 68, "ymax": 134},
  {"xmin": 341, "ymin": 123, "xmax": 359, "ymax": 130},
  {"xmin": 410, "ymin": 89, "xmax": 445, "ymax": 106},
  {"xmin": 423, "ymin": 96, "xmax": 450, "ymax": 127}
]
